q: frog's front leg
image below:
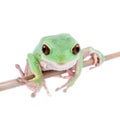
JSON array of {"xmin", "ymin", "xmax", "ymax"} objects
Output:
[
  {"xmin": 22, "ymin": 54, "xmax": 42, "ymax": 97},
  {"xmin": 23, "ymin": 54, "xmax": 50, "ymax": 97},
  {"xmin": 82, "ymin": 47, "xmax": 104, "ymax": 69},
  {"xmin": 15, "ymin": 58, "xmax": 40, "ymax": 96},
  {"xmin": 16, "ymin": 55, "xmax": 50, "ymax": 97}
]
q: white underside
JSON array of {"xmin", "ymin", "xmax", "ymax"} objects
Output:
[{"xmin": 40, "ymin": 59, "xmax": 77, "ymax": 71}]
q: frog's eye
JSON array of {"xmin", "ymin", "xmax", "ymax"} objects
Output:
[
  {"xmin": 42, "ymin": 44, "xmax": 50, "ymax": 55},
  {"xmin": 72, "ymin": 44, "xmax": 80, "ymax": 55}
]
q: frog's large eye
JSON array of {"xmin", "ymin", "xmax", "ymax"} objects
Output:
[
  {"xmin": 42, "ymin": 44, "xmax": 50, "ymax": 55},
  {"xmin": 72, "ymin": 44, "xmax": 80, "ymax": 55}
]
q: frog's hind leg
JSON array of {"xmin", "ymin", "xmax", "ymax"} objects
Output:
[
  {"xmin": 55, "ymin": 69, "xmax": 75, "ymax": 92},
  {"xmin": 55, "ymin": 78, "xmax": 71, "ymax": 92},
  {"xmin": 42, "ymin": 79, "xmax": 51, "ymax": 96}
]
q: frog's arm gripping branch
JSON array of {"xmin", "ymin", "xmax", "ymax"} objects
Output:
[{"xmin": 0, "ymin": 51, "xmax": 120, "ymax": 91}]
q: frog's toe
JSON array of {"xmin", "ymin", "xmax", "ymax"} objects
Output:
[
  {"xmin": 89, "ymin": 52, "xmax": 104, "ymax": 70},
  {"xmin": 15, "ymin": 64, "xmax": 25, "ymax": 77}
]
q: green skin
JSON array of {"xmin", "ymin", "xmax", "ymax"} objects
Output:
[{"xmin": 16, "ymin": 33, "xmax": 104, "ymax": 97}]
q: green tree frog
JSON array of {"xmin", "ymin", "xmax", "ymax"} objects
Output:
[{"xmin": 16, "ymin": 33, "xmax": 104, "ymax": 97}]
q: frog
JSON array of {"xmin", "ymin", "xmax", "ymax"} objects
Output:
[{"xmin": 16, "ymin": 33, "xmax": 104, "ymax": 97}]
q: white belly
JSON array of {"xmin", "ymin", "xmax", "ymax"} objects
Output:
[{"xmin": 40, "ymin": 60, "xmax": 77, "ymax": 71}]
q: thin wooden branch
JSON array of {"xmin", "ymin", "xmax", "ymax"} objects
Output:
[{"xmin": 0, "ymin": 51, "xmax": 120, "ymax": 91}]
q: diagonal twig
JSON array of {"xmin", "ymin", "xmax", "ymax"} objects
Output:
[{"xmin": 0, "ymin": 51, "xmax": 120, "ymax": 91}]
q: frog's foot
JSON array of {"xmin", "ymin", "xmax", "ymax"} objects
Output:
[
  {"xmin": 55, "ymin": 78, "xmax": 72, "ymax": 93},
  {"xmin": 23, "ymin": 81, "xmax": 40, "ymax": 97},
  {"xmin": 89, "ymin": 53, "xmax": 103, "ymax": 70},
  {"xmin": 26, "ymin": 82, "xmax": 40, "ymax": 97},
  {"xmin": 55, "ymin": 70, "xmax": 75, "ymax": 92},
  {"xmin": 28, "ymin": 80, "xmax": 51, "ymax": 97},
  {"xmin": 42, "ymin": 80, "xmax": 51, "ymax": 96},
  {"xmin": 15, "ymin": 64, "xmax": 25, "ymax": 77},
  {"xmin": 17, "ymin": 77, "xmax": 40, "ymax": 97}
]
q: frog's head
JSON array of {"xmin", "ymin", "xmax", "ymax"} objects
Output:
[{"xmin": 34, "ymin": 33, "xmax": 81, "ymax": 65}]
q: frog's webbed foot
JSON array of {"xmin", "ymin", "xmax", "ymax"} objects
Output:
[
  {"xmin": 55, "ymin": 79, "xmax": 71, "ymax": 93},
  {"xmin": 17, "ymin": 77, "xmax": 51, "ymax": 97},
  {"xmin": 55, "ymin": 69, "xmax": 75, "ymax": 93},
  {"xmin": 26, "ymin": 82, "xmax": 40, "ymax": 97},
  {"xmin": 16, "ymin": 77, "xmax": 40, "ymax": 97},
  {"xmin": 89, "ymin": 52, "xmax": 104, "ymax": 70},
  {"xmin": 28, "ymin": 80, "xmax": 51, "ymax": 97},
  {"xmin": 29, "ymin": 80, "xmax": 51, "ymax": 97}
]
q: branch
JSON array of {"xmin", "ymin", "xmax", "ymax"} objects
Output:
[{"xmin": 0, "ymin": 51, "xmax": 120, "ymax": 91}]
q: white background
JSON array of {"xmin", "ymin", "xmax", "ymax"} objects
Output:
[{"xmin": 0, "ymin": 0, "xmax": 120, "ymax": 120}]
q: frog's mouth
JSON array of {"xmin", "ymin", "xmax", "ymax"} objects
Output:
[
  {"xmin": 55, "ymin": 61, "xmax": 76, "ymax": 71},
  {"xmin": 40, "ymin": 59, "xmax": 77, "ymax": 71}
]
